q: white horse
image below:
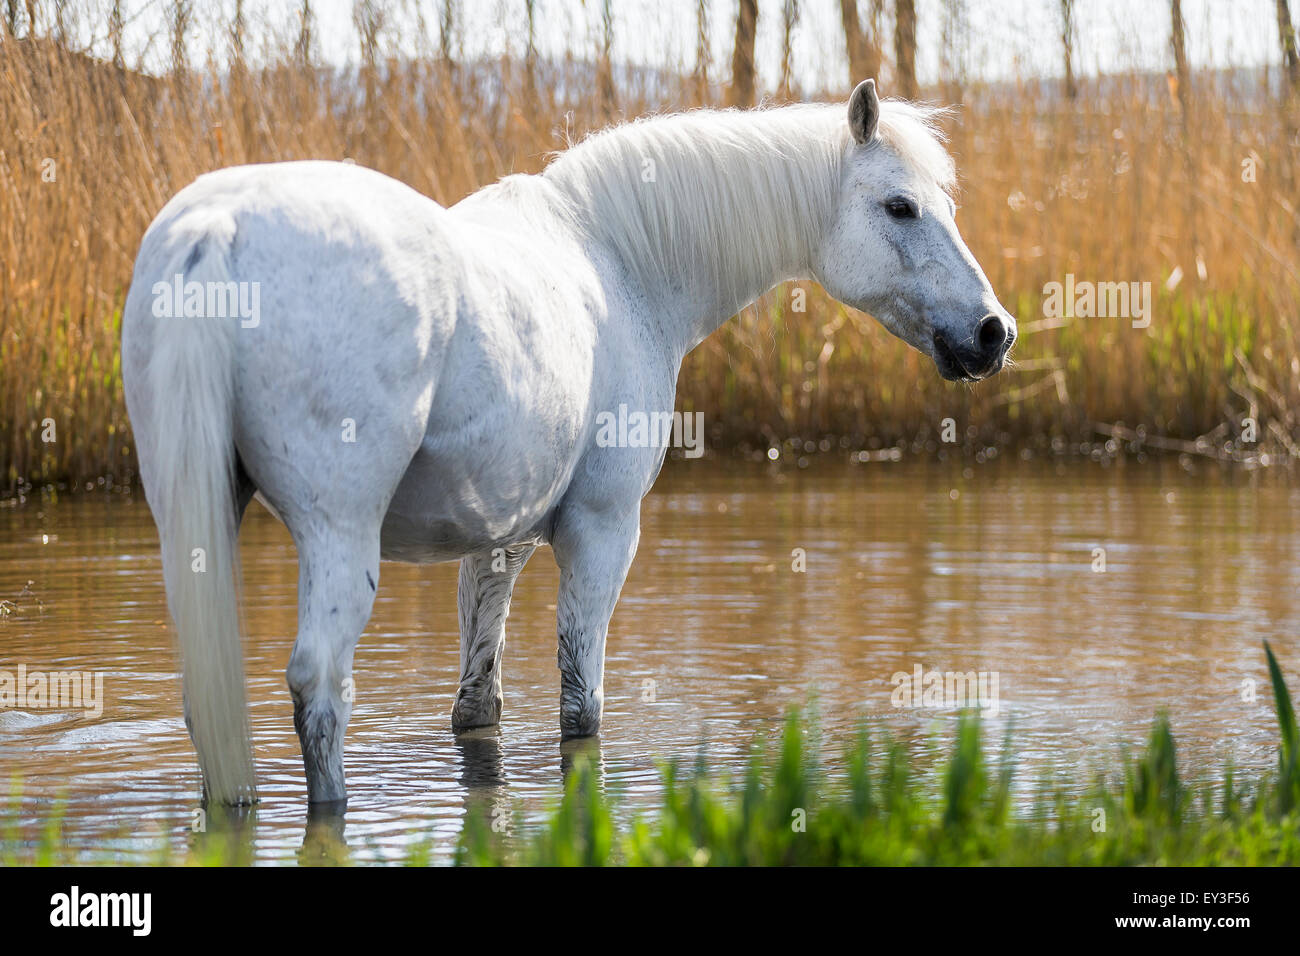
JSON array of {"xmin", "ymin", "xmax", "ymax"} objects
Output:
[{"xmin": 121, "ymin": 80, "xmax": 1015, "ymax": 806}]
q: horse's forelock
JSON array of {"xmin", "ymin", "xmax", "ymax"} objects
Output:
[{"xmin": 873, "ymin": 99, "xmax": 958, "ymax": 196}]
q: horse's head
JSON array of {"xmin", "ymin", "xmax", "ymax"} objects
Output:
[{"xmin": 814, "ymin": 79, "xmax": 1015, "ymax": 382}]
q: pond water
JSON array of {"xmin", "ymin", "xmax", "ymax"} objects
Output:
[{"xmin": 1, "ymin": 457, "xmax": 1296, "ymax": 863}]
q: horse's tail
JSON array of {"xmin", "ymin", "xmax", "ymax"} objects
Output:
[{"xmin": 129, "ymin": 219, "xmax": 257, "ymax": 805}]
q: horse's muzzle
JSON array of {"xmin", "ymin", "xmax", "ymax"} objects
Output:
[{"xmin": 933, "ymin": 315, "xmax": 1015, "ymax": 382}]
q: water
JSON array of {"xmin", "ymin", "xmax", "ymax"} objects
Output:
[{"xmin": 1, "ymin": 457, "xmax": 1297, "ymax": 863}]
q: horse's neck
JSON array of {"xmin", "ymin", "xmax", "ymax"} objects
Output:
[{"xmin": 543, "ymin": 106, "xmax": 845, "ymax": 354}]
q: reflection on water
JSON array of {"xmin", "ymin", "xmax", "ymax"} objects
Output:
[{"xmin": 1, "ymin": 458, "xmax": 1297, "ymax": 863}]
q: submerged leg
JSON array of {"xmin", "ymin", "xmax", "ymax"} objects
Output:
[
  {"xmin": 245, "ymin": 393, "xmax": 426, "ymax": 803},
  {"xmin": 287, "ymin": 525, "xmax": 381, "ymax": 804},
  {"xmin": 552, "ymin": 502, "xmax": 640, "ymax": 739},
  {"xmin": 452, "ymin": 543, "xmax": 536, "ymax": 731}
]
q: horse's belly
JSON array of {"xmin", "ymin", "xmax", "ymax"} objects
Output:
[
  {"xmin": 379, "ymin": 430, "xmax": 573, "ymax": 564},
  {"xmin": 378, "ymin": 510, "xmax": 515, "ymax": 564}
]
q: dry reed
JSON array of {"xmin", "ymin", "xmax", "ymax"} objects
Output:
[{"xmin": 1, "ymin": 7, "xmax": 1297, "ymax": 491}]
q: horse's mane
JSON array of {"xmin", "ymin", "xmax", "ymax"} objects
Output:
[{"xmin": 541, "ymin": 99, "xmax": 955, "ymax": 310}]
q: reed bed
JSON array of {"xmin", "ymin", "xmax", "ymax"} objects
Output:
[{"xmin": 1, "ymin": 9, "xmax": 1298, "ymax": 491}]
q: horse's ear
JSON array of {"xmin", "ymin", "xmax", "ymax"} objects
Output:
[{"xmin": 848, "ymin": 79, "xmax": 880, "ymax": 144}]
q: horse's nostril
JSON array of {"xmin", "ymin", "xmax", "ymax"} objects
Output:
[{"xmin": 978, "ymin": 314, "xmax": 1008, "ymax": 353}]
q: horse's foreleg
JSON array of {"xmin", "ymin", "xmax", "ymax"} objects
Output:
[
  {"xmin": 451, "ymin": 543, "xmax": 536, "ymax": 731},
  {"xmin": 552, "ymin": 502, "xmax": 640, "ymax": 739},
  {"xmin": 287, "ymin": 525, "xmax": 380, "ymax": 804}
]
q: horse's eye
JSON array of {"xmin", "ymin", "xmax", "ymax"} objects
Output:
[{"xmin": 885, "ymin": 198, "xmax": 919, "ymax": 220}]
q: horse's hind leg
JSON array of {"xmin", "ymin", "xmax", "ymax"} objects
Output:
[
  {"xmin": 452, "ymin": 543, "xmax": 536, "ymax": 731},
  {"xmin": 287, "ymin": 521, "xmax": 382, "ymax": 804},
  {"xmin": 252, "ymin": 431, "xmax": 419, "ymax": 804}
]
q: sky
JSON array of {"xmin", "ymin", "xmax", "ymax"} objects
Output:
[{"xmin": 49, "ymin": 0, "xmax": 1296, "ymax": 91}]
